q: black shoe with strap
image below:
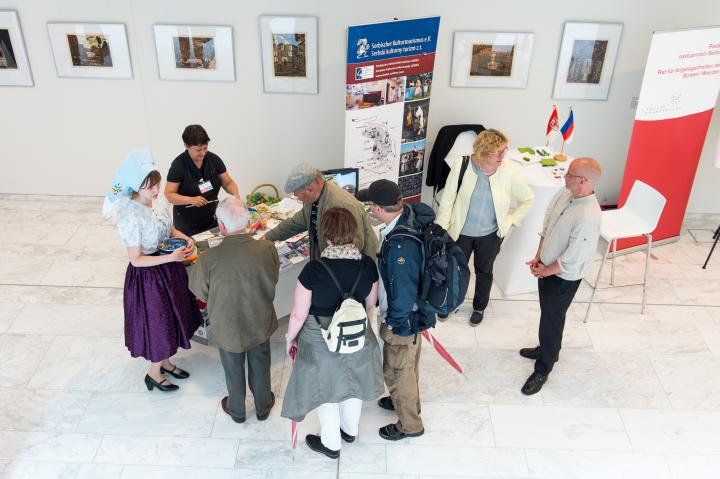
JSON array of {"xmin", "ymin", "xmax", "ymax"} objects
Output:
[
  {"xmin": 379, "ymin": 423, "xmax": 424, "ymax": 441},
  {"xmin": 144, "ymin": 374, "xmax": 179, "ymax": 392},
  {"xmin": 160, "ymin": 365, "xmax": 190, "ymax": 379},
  {"xmin": 305, "ymin": 434, "xmax": 340, "ymax": 459}
]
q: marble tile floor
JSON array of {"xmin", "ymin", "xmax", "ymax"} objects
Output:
[{"xmin": 1, "ymin": 196, "xmax": 720, "ymax": 478}]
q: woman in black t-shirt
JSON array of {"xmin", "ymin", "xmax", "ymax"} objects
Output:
[
  {"xmin": 164, "ymin": 125, "xmax": 239, "ymax": 236},
  {"xmin": 281, "ymin": 207, "xmax": 383, "ymax": 459}
]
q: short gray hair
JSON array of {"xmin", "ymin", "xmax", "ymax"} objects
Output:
[{"xmin": 216, "ymin": 196, "xmax": 250, "ymax": 233}]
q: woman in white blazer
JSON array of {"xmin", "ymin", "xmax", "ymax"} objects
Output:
[{"xmin": 436, "ymin": 129, "xmax": 534, "ymax": 326}]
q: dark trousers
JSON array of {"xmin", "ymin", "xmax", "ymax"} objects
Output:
[
  {"xmin": 218, "ymin": 340, "xmax": 273, "ymax": 420},
  {"xmin": 456, "ymin": 232, "xmax": 503, "ymax": 311},
  {"xmin": 535, "ymin": 275, "xmax": 581, "ymax": 376}
]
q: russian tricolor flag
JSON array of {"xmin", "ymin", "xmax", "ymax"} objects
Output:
[{"xmin": 560, "ymin": 109, "xmax": 574, "ymax": 143}]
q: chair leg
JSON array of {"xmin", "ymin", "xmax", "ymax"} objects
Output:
[
  {"xmin": 585, "ymin": 240, "xmax": 612, "ymax": 323},
  {"xmin": 610, "ymin": 238, "xmax": 617, "ymax": 286},
  {"xmin": 641, "ymin": 234, "xmax": 652, "ymax": 314}
]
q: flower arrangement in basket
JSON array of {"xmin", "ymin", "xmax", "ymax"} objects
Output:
[
  {"xmin": 246, "ymin": 184, "xmax": 281, "ymax": 233},
  {"xmin": 246, "ymin": 183, "xmax": 281, "ymax": 207}
]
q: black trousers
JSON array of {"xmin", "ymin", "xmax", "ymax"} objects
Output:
[
  {"xmin": 218, "ymin": 340, "xmax": 273, "ymax": 420},
  {"xmin": 535, "ymin": 275, "xmax": 581, "ymax": 376},
  {"xmin": 456, "ymin": 232, "xmax": 503, "ymax": 311}
]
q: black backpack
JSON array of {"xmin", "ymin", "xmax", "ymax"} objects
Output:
[{"xmin": 384, "ymin": 207, "xmax": 471, "ymax": 331}]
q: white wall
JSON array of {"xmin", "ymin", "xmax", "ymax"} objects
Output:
[{"xmin": 1, "ymin": 0, "xmax": 719, "ymax": 212}]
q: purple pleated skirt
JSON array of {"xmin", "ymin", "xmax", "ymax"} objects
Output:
[{"xmin": 123, "ymin": 260, "xmax": 202, "ymax": 362}]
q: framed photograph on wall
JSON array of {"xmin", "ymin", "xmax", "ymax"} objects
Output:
[
  {"xmin": 0, "ymin": 10, "xmax": 33, "ymax": 86},
  {"xmin": 47, "ymin": 22, "xmax": 132, "ymax": 79},
  {"xmin": 153, "ymin": 24, "xmax": 234, "ymax": 81},
  {"xmin": 259, "ymin": 15, "xmax": 318, "ymax": 94},
  {"xmin": 552, "ymin": 22, "xmax": 623, "ymax": 100},
  {"xmin": 450, "ymin": 31, "xmax": 534, "ymax": 88}
]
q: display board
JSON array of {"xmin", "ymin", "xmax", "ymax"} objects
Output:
[
  {"xmin": 344, "ymin": 17, "xmax": 441, "ymax": 201},
  {"xmin": 617, "ymin": 26, "xmax": 720, "ymax": 250}
]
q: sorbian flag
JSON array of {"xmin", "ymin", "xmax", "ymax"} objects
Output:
[
  {"xmin": 561, "ymin": 109, "xmax": 574, "ymax": 143},
  {"xmin": 546, "ymin": 105, "xmax": 559, "ymax": 137}
]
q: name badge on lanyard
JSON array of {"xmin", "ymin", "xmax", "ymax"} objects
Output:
[{"xmin": 198, "ymin": 178, "xmax": 213, "ymax": 194}]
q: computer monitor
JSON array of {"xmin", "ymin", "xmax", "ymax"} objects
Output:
[{"xmin": 323, "ymin": 168, "xmax": 360, "ymax": 197}]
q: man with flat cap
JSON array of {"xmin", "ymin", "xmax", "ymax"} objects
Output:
[
  {"xmin": 264, "ymin": 163, "xmax": 378, "ymax": 260},
  {"xmin": 357, "ymin": 179, "xmax": 436, "ymax": 441},
  {"xmin": 520, "ymin": 157, "xmax": 602, "ymax": 395}
]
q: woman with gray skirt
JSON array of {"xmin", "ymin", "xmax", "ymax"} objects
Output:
[{"xmin": 281, "ymin": 207, "xmax": 383, "ymax": 459}]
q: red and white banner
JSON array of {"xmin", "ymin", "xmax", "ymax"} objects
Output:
[{"xmin": 617, "ymin": 27, "xmax": 720, "ymax": 249}]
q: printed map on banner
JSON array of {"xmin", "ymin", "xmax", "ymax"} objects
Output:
[
  {"xmin": 344, "ymin": 17, "xmax": 440, "ymax": 199},
  {"xmin": 344, "ymin": 103, "xmax": 403, "ymax": 187}
]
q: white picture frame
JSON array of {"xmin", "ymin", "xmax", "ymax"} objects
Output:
[
  {"xmin": 0, "ymin": 10, "xmax": 33, "ymax": 86},
  {"xmin": 552, "ymin": 22, "xmax": 623, "ymax": 100},
  {"xmin": 153, "ymin": 24, "xmax": 234, "ymax": 82},
  {"xmin": 47, "ymin": 22, "xmax": 132, "ymax": 79},
  {"xmin": 259, "ymin": 15, "xmax": 318, "ymax": 94},
  {"xmin": 450, "ymin": 31, "xmax": 534, "ymax": 89}
]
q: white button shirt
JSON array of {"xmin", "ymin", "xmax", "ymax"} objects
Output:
[{"xmin": 540, "ymin": 189, "xmax": 601, "ymax": 281}]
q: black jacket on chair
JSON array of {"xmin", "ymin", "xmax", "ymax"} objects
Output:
[{"xmin": 425, "ymin": 124, "xmax": 484, "ymax": 199}]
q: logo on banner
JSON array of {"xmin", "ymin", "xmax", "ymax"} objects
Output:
[
  {"xmin": 355, "ymin": 65, "xmax": 375, "ymax": 80},
  {"xmin": 356, "ymin": 38, "xmax": 370, "ymax": 59}
]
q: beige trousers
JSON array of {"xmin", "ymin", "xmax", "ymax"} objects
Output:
[{"xmin": 380, "ymin": 323, "xmax": 423, "ymax": 434}]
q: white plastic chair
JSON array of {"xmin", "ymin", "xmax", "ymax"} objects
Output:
[{"xmin": 584, "ymin": 180, "xmax": 666, "ymax": 322}]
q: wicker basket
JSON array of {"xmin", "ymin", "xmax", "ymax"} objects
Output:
[{"xmin": 247, "ymin": 183, "xmax": 280, "ymax": 206}]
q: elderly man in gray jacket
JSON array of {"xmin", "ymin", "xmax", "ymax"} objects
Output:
[{"xmin": 189, "ymin": 196, "xmax": 280, "ymax": 423}]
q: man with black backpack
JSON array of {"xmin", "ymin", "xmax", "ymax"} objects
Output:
[{"xmin": 357, "ymin": 179, "xmax": 431, "ymax": 441}]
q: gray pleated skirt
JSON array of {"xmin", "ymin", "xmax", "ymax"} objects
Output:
[{"xmin": 280, "ymin": 315, "xmax": 384, "ymax": 422}]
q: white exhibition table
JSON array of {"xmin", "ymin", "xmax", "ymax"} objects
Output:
[
  {"xmin": 443, "ymin": 138, "xmax": 574, "ymax": 296},
  {"xmin": 494, "ymin": 148, "xmax": 574, "ymax": 296}
]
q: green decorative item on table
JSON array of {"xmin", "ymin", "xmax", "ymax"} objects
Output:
[
  {"xmin": 540, "ymin": 158, "xmax": 557, "ymax": 167},
  {"xmin": 518, "ymin": 147, "xmax": 535, "ymax": 154},
  {"xmin": 246, "ymin": 183, "xmax": 281, "ymax": 206},
  {"xmin": 522, "ymin": 156, "xmax": 531, "ymax": 162}
]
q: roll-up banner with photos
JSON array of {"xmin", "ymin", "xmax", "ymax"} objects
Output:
[
  {"xmin": 617, "ymin": 26, "xmax": 720, "ymax": 250},
  {"xmin": 344, "ymin": 17, "xmax": 441, "ymax": 201}
]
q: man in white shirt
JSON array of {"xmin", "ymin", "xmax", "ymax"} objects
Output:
[{"xmin": 520, "ymin": 157, "xmax": 602, "ymax": 395}]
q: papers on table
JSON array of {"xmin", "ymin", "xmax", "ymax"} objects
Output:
[
  {"xmin": 268, "ymin": 197, "xmax": 304, "ymax": 219},
  {"xmin": 275, "ymin": 231, "xmax": 310, "ymax": 271},
  {"xmin": 191, "ymin": 231, "xmax": 217, "ymax": 242},
  {"xmin": 194, "ymin": 196, "xmax": 309, "ymax": 272},
  {"xmin": 508, "ymin": 146, "xmax": 573, "ymax": 186}
]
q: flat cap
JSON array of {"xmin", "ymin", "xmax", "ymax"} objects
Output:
[{"xmin": 284, "ymin": 162, "xmax": 319, "ymax": 193}]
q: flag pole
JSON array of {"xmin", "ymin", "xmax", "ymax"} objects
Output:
[{"xmin": 554, "ymin": 140, "xmax": 567, "ymax": 162}]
